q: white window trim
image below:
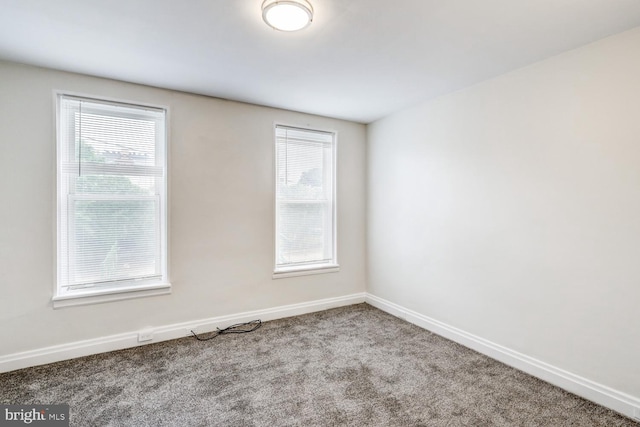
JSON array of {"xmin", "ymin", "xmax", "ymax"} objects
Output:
[
  {"xmin": 53, "ymin": 91, "xmax": 171, "ymax": 308},
  {"xmin": 272, "ymin": 264, "xmax": 340, "ymax": 279},
  {"xmin": 272, "ymin": 123, "xmax": 339, "ymax": 278},
  {"xmin": 52, "ymin": 282, "xmax": 171, "ymax": 308}
]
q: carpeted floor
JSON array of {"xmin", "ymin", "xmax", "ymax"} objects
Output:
[{"xmin": 0, "ymin": 304, "xmax": 637, "ymax": 426}]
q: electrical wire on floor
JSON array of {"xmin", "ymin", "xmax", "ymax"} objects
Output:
[{"xmin": 190, "ymin": 320, "xmax": 262, "ymax": 341}]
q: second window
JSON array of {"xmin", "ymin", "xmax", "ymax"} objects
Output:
[{"xmin": 275, "ymin": 125, "xmax": 337, "ymax": 274}]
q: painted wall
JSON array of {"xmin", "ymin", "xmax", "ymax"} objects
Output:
[
  {"xmin": 0, "ymin": 61, "xmax": 366, "ymax": 356},
  {"xmin": 367, "ymin": 27, "xmax": 640, "ymax": 398}
]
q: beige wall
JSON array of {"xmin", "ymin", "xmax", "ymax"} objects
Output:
[
  {"xmin": 0, "ymin": 61, "xmax": 367, "ymax": 356},
  {"xmin": 367, "ymin": 27, "xmax": 640, "ymax": 398}
]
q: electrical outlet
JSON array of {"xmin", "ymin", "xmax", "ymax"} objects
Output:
[{"xmin": 138, "ymin": 328, "xmax": 154, "ymax": 342}]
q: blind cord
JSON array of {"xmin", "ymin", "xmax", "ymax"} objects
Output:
[
  {"xmin": 78, "ymin": 101, "xmax": 82, "ymax": 177},
  {"xmin": 190, "ymin": 320, "xmax": 262, "ymax": 341}
]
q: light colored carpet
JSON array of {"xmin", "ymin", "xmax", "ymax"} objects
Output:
[{"xmin": 0, "ymin": 304, "xmax": 636, "ymax": 426}]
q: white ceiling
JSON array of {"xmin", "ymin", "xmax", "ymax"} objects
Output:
[{"xmin": 1, "ymin": 0, "xmax": 640, "ymax": 123}]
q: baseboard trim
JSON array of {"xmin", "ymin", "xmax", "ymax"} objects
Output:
[
  {"xmin": 365, "ymin": 293, "xmax": 640, "ymax": 422},
  {"xmin": 0, "ymin": 293, "xmax": 366, "ymax": 374}
]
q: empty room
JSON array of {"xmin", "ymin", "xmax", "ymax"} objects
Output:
[{"xmin": 1, "ymin": 0, "xmax": 639, "ymax": 425}]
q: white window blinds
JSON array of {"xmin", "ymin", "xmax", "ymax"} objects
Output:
[
  {"xmin": 275, "ymin": 125, "xmax": 336, "ymax": 271},
  {"xmin": 57, "ymin": 95, "xmax": 167, "ymax": 293}
]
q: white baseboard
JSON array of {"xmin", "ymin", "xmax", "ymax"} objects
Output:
[
  {"xmin": 3, "ymin": 291, "xmax": 638, "ymax": 422},
  {"xmin": 0, "ymin": 293, "xmax": 366, "ymax": 374},
  {"xmin": 365, "ymin": 293, "xmax": 640, "ymax": 422}
]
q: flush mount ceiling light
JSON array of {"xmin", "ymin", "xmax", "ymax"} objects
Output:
[{"xmin": 262, "ymin": 0, "xmax": 313, "ymax": 32}]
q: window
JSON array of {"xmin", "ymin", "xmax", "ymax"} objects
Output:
[
  {"xmin": 274, "ymin": 125, "xmax": 338, "ymax": 277},
  {"xmin": 55, "ymin": 95, "xmax": 169, "ymax": 305}
]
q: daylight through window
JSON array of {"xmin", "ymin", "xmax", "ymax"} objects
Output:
[
  {"xmin": 56, "ymin": 95, "xmax": 168, "ymax": 299},
  {"xmin": 275, "ymin": 125, "xmax": 337, "ymax": 274}
]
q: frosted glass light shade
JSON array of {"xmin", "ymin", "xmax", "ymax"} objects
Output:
[{"xmin": 262, "ymin": 0, "xmax": 313, "ymax": 32}]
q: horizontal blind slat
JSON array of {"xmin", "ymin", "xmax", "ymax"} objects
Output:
[{"xmin": 61, "ymin": 162, "xmax": 163, "ymax": 177}]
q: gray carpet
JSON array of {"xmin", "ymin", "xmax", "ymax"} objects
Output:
[{"xmin": 0, "ymin": 304, "xmax": 636, "ymax": 426}]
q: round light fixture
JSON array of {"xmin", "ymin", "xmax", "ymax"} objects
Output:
[{"xmin": 262, "ymin": 0, "xmax": 313, "ymax": 32}]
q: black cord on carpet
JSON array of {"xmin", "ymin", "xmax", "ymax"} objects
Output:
[{"xmin": 190, "ymin": 320, "xmax": 262, "ymax": 341}]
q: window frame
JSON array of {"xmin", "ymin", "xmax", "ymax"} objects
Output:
[
  {"xmin": 272, "ymin": 123, "xmax": 339, "ymax": 279},
  {"xmin": 53, "ymin": 92, "xmax": 171, "ymax": 308}
]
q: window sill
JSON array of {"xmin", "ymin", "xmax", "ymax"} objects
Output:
[
  {"xmin": 52, "ymin": 282, "xmax": 171, "ymax": 309},
  {"xmin": 273, "ymin": 264, "xmax": 340, "ymax": 279}
]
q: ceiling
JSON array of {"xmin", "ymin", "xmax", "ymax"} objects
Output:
[{"xmin": 1, "ymin": 0, "xmax": 640, "ymax": 123}]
